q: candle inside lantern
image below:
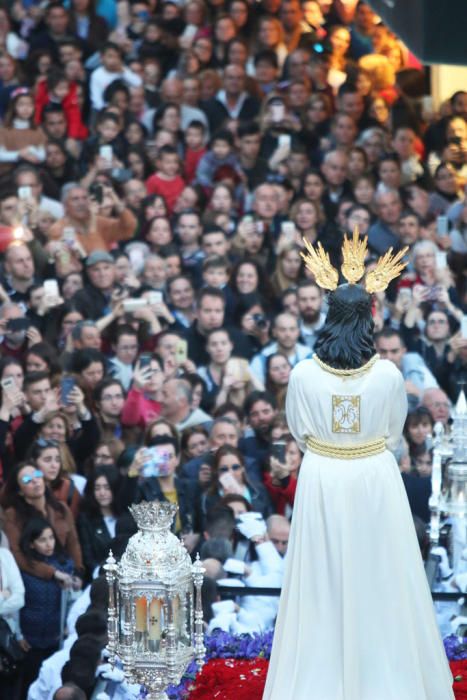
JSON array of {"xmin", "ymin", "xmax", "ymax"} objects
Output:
[
  {"xmin": 173, "ymin": 595, "xmax": 182, "ymax": 638},
  {"xmin": 135, "ymin": 596, "xmax": 147, "ymax": 632},
  {"xmin": 149, "ymin": 599, "xmax": 162, "ymax": 641}
]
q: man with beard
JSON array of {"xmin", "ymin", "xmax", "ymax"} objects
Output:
[
  {"xmin": 296, "ymin": 280, "xmax": 326, "ymax": 351},
  {"xmin": 239, "ymin": 390, "xmax": 278, "ymax": 466}
]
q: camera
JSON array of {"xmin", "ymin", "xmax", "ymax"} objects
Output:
[{"xmin": 252, "ymin": 313, "xmax": 268, "ymax": 329}]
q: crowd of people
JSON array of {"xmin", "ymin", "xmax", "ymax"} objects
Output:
[{"xmin": 0, "ymin": 0, "xmax": 465, "ymax": 697}]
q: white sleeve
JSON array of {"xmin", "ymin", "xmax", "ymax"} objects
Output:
[
  {"xmin": 0, "ymin": 549, "xmax": 25, "ymax": 616},
  {"xmin": 122, "ymin": 67, "xmax": 143, "ymax": 87},
  {"xmin": 90, "ymin": 69, "xmax": 105, "ymax": 110},
  {"xmin": 386, "ymin": 369, "xmax": 408, "ymax": 451}
]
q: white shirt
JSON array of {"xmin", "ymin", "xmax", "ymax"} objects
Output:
[
  {"xmin": 0, "ymin": 547, "xmax": 25, "ymax": 635},
  {"xmin": 249, "ymin": 341, "xmax": 312, "ymax": 385},
  {"xmin": 90, "ymin": 65, "xmax": 143, "ymax": 110},
  {"xmin": 39, "ymin": 195, "xmax": 64, "ymax": 220}
]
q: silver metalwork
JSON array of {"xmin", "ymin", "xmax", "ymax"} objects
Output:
[
  {"xmin": 105, "ymin": 501, "xmax": 205, "ymax": 700},
  {"xmin": 429, "ymin": 391, "xmax": 467, "ymax": 571}
]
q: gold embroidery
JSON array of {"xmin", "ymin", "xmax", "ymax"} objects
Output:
[
  {"xmin": 305, "ymin": 436, "xmax": 385, "ymax": 459},
  {"xmin": 313, "ymin": 353, "xmax": 379, "ymax": 376},
  {"xmin": 332, "ymin": 395, "xmax": 360, "ymax": 433}
]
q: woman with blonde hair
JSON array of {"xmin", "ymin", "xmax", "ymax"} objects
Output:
[{"xmin": 271, "ymin": 244, "xmax": 304, "ymax": 295}]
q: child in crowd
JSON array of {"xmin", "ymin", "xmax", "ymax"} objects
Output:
[
  {"xmin": 184, "ymin": 120, "xmax": 208, "ymax": 184},
  {"xmin": 18, "ymin": 518, "xmax": 77, "ymax": 697},
  {"xmin": 34, "ymin": 68, "xmax": 88, "ymax": 140},
  {"xmin": 89, "ymin": 42, "xmax": 142, "ymax": 111},
  {"xmin": 146, "ymin": 145, "xmax": 186, "ymax": 215},
  {"xmin": 195, "ymin": 129, "xmax": 242, "ymax": 190}
]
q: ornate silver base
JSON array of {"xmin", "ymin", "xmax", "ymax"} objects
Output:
[{"xmin": 145, "ymin": 693, "xmax": 168, "ymax": 700}]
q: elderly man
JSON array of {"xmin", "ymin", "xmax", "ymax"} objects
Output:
[
  {"xmin": 14, "ymin": 165, "xmax": 64, "ymax": 219},
  {"xmin": 142, "ymin": 77, "xmax": 209, "ymax": 134},
  {"xmin": 161, "ymin": 377, "xmax": 211, "ymax": 431},
  {"xmin": 368, "ymin": 189, "xmax": 404, "ymax": 254},
  {"xmin": 48, "ymin": 183, "xmax": 136, "ymax": 257},
  {"xmin": 267, "ymin": 515, "xmax": 291, "ymax": 557},
  {"xmin": 320, "ymin": 149, "xmax": 352, "ymax": 221},
  {"xmin": 422, "ymin": 388, "xmax": 451, "ymax": 428},
  {"xmin": 71, "ymin": 250, "xmax": 117, "ymax": 320},
  {"xmin": 200, "ymin": 64, "xmax": 261, "ymax": 132}
]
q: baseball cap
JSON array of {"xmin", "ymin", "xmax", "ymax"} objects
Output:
[{"xmin": 85, "ymin": 250, "xmax": 114, "ymax": 267}]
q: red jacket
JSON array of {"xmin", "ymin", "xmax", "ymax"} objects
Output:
[
  {"xmin": 34, "ymin": 79, "xmax": 88, "ymax": 140},
  {"xmin": 263, "ymin": 472, "xmax": 297, "ymax": 516}
]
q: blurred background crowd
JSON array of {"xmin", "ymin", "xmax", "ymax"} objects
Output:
[{"xmin": 0, "ymin": 0, "xmax": 465, "ymax": 697}]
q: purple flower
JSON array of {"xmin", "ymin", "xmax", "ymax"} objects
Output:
[{"xmin": 444, "ymin": 634, "xmax": 467, "ymax": 660}]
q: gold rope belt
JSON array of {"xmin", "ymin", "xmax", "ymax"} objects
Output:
[{"xmin": 305, "ymin": 436, "xmax": 386, "ymax": 459}]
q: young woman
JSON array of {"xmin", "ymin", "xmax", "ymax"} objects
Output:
[
  {"xmin": 29, "ymin": 439, "xmax": 82, "ymax": 518},
  {"xmin": 265, "ymin": 353, "xmax": 292, "ymax": 411},
  {"xmin": 201, "ymin": 445, "xmax": 273, "ymax": 525},
  {"xmin": 271, "ymin": 244, "xmax": 304, "ymax": 295},
  {"xmin": 180, "ymin": 426, "xmax": 209, "ymax": 465},
  {"xmin": 263, "ymin": 434, "xmax": 300, "ymax": 515},
  {"xmin": 18, "ymin": 517, "xmax": 76, "ymax": 696},
  {"xmin": 197, "ymin": 328, "xmax": 235, "ymax": 409},
  {"xmin": 77, "ymin": 466, "xmax": 121, "ymax": 579},
  {"xmin": 120, "ymin": 354, "xmax": 164, "ymax": 430},
  {"xmin": 1, "ymin": 463, "xmax": 83, "ymax": 582}
]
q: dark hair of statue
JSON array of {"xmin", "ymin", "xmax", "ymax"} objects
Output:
[{"xmin": 314, "ymin": 284, "xmax": 376, "ymax": 370}]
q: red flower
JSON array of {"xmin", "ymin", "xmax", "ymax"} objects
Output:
[
  {"xmin": 451, "ymin": 660, "xmax": 467, "ymax": 700},
  {"xmin": 188, "ymin": 658, "xmax": 269, "ymax": 700}
]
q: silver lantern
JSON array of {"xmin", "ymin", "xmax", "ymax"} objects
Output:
[{"xmin": 104, "ymin": 501, "xmax": 205, "ymax": 700}]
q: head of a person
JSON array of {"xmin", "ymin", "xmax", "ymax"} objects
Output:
[
  {"xmin": 85, "ymin": 251, "xmax": 116, "ymax": 292},
  {"xmin": 4, "ymin": 242, "xmax": 35, "ymax": 283},
  {"xmin": 196, "ymin": 287, "xmax": 225, "ymax": 332},
  {"xmin": 321, "ymin": 149, "xmax": 349, "ymax": 188},
  {"xmin": 29, "ymin": 439, "xmax": 63, "ymax": 486},
  {"xmin": 424, "ymin": 309, "xmax": 451, "ymax": 344},
  {"xmin": 2, "ymin": 461, "xmax": 46, "ymax": 511},
  {"xmin": 399, "ymin": 210, "xmax": 421, "ymax": 246},
  {"xmin": 94, "ymin": 378, "xmax": 125, "ymax": 421},
  {"xmin": 265, "ymin": 352, "xmax": 292, "ymax": 390},
  {"xmin": 23, "ymin": 371, "xmax": 52, "ymax": 412},
  {"xmin": 245, "ymin": 390, "xmax": 277, "ymax": 436},
  {"xmin": 209, "ymin": 417, "xmax": 239, "ymax": 450},
  {"xmin": 422, "ymin": 388, "xmax": 450, "ymax": 426},
  {"xmin": 253, "ymin": 183, "xmax": 279, "ymax": 220},
  {"xmin": 403, "ymin": 406, "xmax": 434, "ymax": 448},
  {"xmin": 167, "ymin": 274, "xmax": 195, "ymax": 311},
  {"xmin": 374, "ymin": 328, "xmax": 405, "ymax": 369},
  {"xmin": 296, "ymin": 280, "xmax": 323, "ymax": 324},
  {"xmin": 315, "ymin": 284, "xmax": 375, "ymax": 370},
  {"xmin": 411, "ymin": 240, "xmax": 437, "ymax": 277},
  {"xmin": 71, "ymin": 320, "xmax": 101, "ymax": 350},
  {"xmin": 52, "ymin": 683, "xmax": 87, "ymax": 700},
  {"xmin": 181, "ymin": 425, "xmax": 209, "ymax": 460},
  {"xmin": 19, "ymin": 516, "xmax": 58, "ymax": 560},
  {"xmin": 375, "ymin": 188, "xmax": 402, "ymax": 226},
  {"xmin": 0, "ymin": 356, "xmax": 24, "ymax": 390},
  {"xmin": 39, "ymin": 411, "xmax": 71, "ymax": 443},
  {"xmin": 81, "ymin": 465, "xmax": 120, "ymax": 519},
  {"xmin": 267, "ymin": 514, "xmax": 290, "ymax": 556},
  {"xmin": 211, "ymin": 445, "xmax": 247, "ymax": 492},
  {"xmin": 272, "ymin": 312, "xmax": 300, "ymax": 351},
  {"xmin": 145, "ymin": 434, "xmax": 180, "ymax": 477},
  {"xmin": 161, "ymin": 378, "xmax": 192, "ymax": 422},
  {"xmin": 71, "ymin": 348, "xmax": 105, "ymax": 390},
  {"xmin": 112, "ymin": 324, "xmax": 139, "ymax": 366}
]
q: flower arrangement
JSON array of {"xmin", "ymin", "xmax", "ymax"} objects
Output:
[{"xmin": 148, "ymin": 631, "xmax": 467, "ymax": 699}]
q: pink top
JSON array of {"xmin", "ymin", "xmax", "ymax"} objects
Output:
[{"xmin": 121, "ymin": 388, "xmax": 162, "ymax": 429}]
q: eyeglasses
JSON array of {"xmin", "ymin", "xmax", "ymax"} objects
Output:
[
  {"xmin": 101, "ymin": 394, "xmax": 124, "ymax": 402},
  {"xmin": 21, "ymin": 470, "xmax": 44, "ymax": 485},
  {"xmin": 36, "ymin": 438, "xmax": 59, "ymax": 448},
  {"xmin": 219, "ymin": 463, "xmax": 242, "ymax": 473},
  {"xmin": 427, "ymin": 319, "xmax": 448, "ymax": 325}
]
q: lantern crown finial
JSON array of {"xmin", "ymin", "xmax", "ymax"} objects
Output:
[{"xmin": 129, "ymin": 500, "xmax": 178, "ymax": 531}]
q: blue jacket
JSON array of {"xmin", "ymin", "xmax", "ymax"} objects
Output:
[{"xmin": 20, "ymin": 554, "xmax": 74, "ymax": 649}]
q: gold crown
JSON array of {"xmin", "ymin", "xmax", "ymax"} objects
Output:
[{"xmin": 300, "ymin": 226, "xmax": 409, "ymax": 294}]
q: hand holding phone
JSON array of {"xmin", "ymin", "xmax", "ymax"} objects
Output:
[
  {"xmin": 219, "ymin": 471, "xmax": 244, "ymax": 495},
  {"xmin": 175, "ymin": 338, "xmax": 188, "ymax": 364},
  {"xmin": 60, "ymin": 376, "xmax": 76, "ymax": 406}
]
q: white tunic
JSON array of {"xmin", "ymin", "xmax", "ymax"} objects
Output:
[{"xmin": 263, "ymin": 356, "xmax": 454, "ymax": 700}]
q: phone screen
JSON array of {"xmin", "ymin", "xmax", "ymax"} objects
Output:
[{"xmin": 61, "ymin": 376, "xmax": 75, "ymax": 405}]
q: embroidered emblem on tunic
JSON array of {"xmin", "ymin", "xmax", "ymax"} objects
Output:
[{"xmin": 332, "ymin": 395, "xmax": 360, "ymax": 433}]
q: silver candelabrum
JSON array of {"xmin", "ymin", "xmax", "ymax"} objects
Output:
[
  {"xmin": 429, "ymin": 390, "xmax": 467, "ymax": 572},
  {"xmin": 104, "ymin": 501, "xmax": 205, "ymax": 700}
]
